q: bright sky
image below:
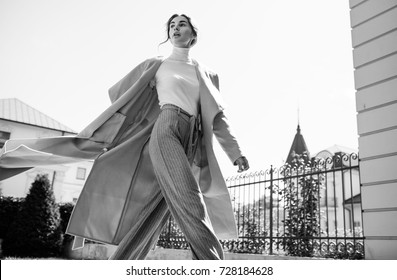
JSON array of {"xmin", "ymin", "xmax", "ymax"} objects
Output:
[{"xmin": 0, "ymin": 0, "xmax": 358, "ymax": 177}]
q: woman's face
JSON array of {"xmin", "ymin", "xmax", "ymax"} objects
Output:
[{"xmin": 169, "ymin": 16, "xmax": 195, "ymax": 48}]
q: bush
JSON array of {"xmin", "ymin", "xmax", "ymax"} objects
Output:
[
  {"xmin": 2, "ymin": 174, "xmax": 63, "ymax": 258},
  {"xmin": 0, "ymin": 196, "xmax": 24, "ymax": 239},
  {"xmin": 58, "ymin": 203, "xmax": 75, "ymax": 253},
  {"xmin": 282, "ymin": 153, "xmax": 322, "ymax": 257}
]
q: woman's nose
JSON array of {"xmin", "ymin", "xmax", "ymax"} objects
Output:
[{"xmin": 174, "ymin": 25, "xmax": 179, "ymax": 31}]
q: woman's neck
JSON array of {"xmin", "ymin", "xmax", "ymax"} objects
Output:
[{"xmin": 167, "ymin": 46, "xmax": 191, "ymax": 63}]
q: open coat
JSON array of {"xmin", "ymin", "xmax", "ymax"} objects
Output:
[{"xmin": 0, "ymin": 57, "xmax": 238, "ymax": 246}]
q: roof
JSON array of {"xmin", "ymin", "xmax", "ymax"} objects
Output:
[
  {"xmin": 285, "ymin": 125, "xmax": 310, "ymax": 165},
  {"xmin": 344, "ymin": 193, "xmax": 361, "ymax": 205},
  {"xmin": 314, "ymin": 144, "xmax": 357, "ymax": 157},
  {"xmin": 313, "ymin": 144, "xmax": 359, "ymax": 168},
  {"xmin": 0, "ymin": 98, "xmax": 76, "ymax": 134}
]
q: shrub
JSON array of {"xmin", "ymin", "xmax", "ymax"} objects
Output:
[
  {"xmin": 2, "ymin": 174, "xmax": 63, "ymax": 258},
  {"xmin": 58, "ymin": 202, "xmax": 75, "ymax": 253},
  {"xmin": 282, "ymin": 153, "xmax": 322, "ymax": 257},
  {"xmin": 0, "ymin": 196, "xmax": 24, "ymax": 239}
]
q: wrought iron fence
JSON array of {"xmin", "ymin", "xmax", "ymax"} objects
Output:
[{"xmin": 158, "ymin": 152, "xmax": 364, "ymax": 259}]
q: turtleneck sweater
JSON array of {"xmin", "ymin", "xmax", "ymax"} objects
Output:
[
  {"xmin": 155, "ymin": 47, "xmax": 244, "ymax": 164},
  {"xmin": 155, "ymin": 47, "xmax": 200, "ymax": 116}
]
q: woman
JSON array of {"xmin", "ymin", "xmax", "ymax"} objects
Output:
[
  {"xmin": 0, "ymin": 14, "xmax": 249, "ymax": 260},
  {"xmin": 107, "ymin": 14, "xmax": 249, "ymax": 260}
]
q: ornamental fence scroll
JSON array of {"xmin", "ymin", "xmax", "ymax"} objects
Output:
[{"xmin": 158, "ymin": 152, "xmax": 364, "ymax": 259}]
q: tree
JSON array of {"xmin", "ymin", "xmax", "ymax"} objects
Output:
[
  {"xmin": 3, "ymin": 174, "xmax": 63, "ymax": 257},
  {"xmin": 58, "ymin": 202, "xmax": 75, "ymax": 255},
  {"xmin": 282, "ymin": 153, "xmax": 322, "ymax": 257}
]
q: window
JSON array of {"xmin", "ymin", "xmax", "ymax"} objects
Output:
[
  {"xmin": 320, "ymin": 196, "xmax": 337, "ymax": 207},
  {"xmin": 0, "ymin": 131, "xmax": 11, "ymax": 149},
  {"xmin": 76, "ymin": 167, "xmax": 86, "ymax": 180}
]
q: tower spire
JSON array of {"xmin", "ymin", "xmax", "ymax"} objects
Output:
[
  {"xmin": 285, "ymin": 122, "xmax": 310, "ymax": 165},
  {"xmin": 297, "ymin": 105, "xmax": 301, "ymax": 133},
  {"xmin": 298, "ymin": 106, "xmax": 300, "ymax": 126}
]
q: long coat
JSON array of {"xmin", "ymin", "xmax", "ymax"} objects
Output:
[{"xmin": 0, "ymin": 57, "xmax": 238, "ymax": 246}]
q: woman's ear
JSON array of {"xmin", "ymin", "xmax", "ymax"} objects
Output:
[{"xmin": 190, "ymin": 37, "xmax": 197, "ymax": 46}]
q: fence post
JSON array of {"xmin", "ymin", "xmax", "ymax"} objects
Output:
[
  {"xmin": 167, "ymin": 217, "xmax": 172, "ymax": 246},
  {"xmin": 269, "ymin": 165, "xmax": 274, "ymax": 255}
]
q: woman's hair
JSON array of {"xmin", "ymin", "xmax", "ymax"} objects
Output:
[{"xmin": 159, "ymin": 14, "xmax": 198, "ymax": 47}]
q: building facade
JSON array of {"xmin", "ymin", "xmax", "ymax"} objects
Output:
[
  {"xmin": 350, "ymin": 0, "xmax": 397, "ymax": 259},
  {"xmin": 0, "ymin": 98, "xmax": 93, "ymax": 203},
  {"xmin": 286, "ymin": 126, "xmax": 362, "ymax": 237},
  {"xmin": 314, "ymin": 145, "xmax": 361, "ymax": 235}
]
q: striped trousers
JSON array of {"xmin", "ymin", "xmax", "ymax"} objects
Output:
[{"xmin": 109, "ymin": 104, "xmax": 224, "ymax": 260}]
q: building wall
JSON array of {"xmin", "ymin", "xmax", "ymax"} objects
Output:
[
  {"xmin": 0, "ymin": 119, "xmax": 69, "ymax": 139},
  {"xmin": 350, "ymin": 0, "xmax": 397, "ymax": 259},
  {"xmin": 321, "ymin": 169, "xmax": 361, "ymax": 233},
  {"xmin": 314, "ymin": 149, "xmax": 361, "ymax": 234},
  {"xmin": 0, "ymin": 119, "xmax": 92, "ymax": 203},
  {"xmin": 57, "ymin": 160, "xmax": 94, "ymax": 203}
]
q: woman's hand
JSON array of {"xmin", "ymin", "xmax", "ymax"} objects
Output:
[{"xmin": 234, "ymin": 156, "xmax": 250, "ymax": 173}]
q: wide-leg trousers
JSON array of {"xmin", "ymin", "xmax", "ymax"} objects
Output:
[{"xmin": 109, "ymin": 104, "xmax": 224, "ymax": 260}]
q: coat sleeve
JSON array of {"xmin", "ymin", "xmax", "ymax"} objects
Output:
[
  {"xmin": 213, "ymin": 111, "xmax": 244, "ymax": 164},
  {"xmin": 209, "ymin": 73, "xmax": 244, "ymax": 164},
  {"xmin": 108, "ymin": 59, "xmax": 149, "ymax": 103}
]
